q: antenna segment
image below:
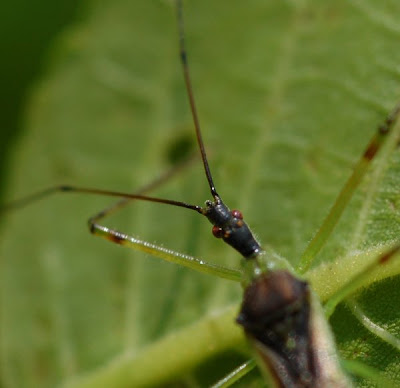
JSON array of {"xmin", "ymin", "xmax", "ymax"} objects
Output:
[{"xmin": 176, "ymin": 0, "xmax": 218, "ymax": 198}]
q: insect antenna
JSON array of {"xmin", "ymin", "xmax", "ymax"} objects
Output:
[
  {"xmin": 173, "ymin": 0, "xmax": 262, "ymax": 261},
  {"xmin": 1, "ymin": 0, "xmax": 262, "ymax": 264},
  {"xmin": 176, "ymin": 0, "xmax": 218, "ymax": 198}
]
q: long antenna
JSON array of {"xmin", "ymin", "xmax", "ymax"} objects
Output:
[
  {"xmin": 1, "ymin": 185, "xmax": 202, "ymax": 213},
  {"xmin": 1, "ymin": 1, "xmax": 262, "ymax": 261},
  {"xmin": 176, "ymin": 0, "xmax": 218, "ymax": 198}
]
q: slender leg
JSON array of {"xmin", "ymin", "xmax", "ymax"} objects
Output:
[
  {"xmin": 88, "ymin": 153, "xmax": 197, "ymax": 223},
  {"xmin": 1, "ymin": 155, "xmax": 241, "ymax": 282},
  {"xmin": 324, "ymin": 244, "xmax": 400, "ymax": 318},
  {"xmin": 348, "ymin": 299, "xmax": 400, "ymax": 351},
  {"xmin": 210, "ymin": 359, "xmax": 256, "ymax": 388},
  {"xmin": 298, "ymin": 103, "xmax": 400, "ymax": 273},
  {"xmin": 90, "ymin": 222, "xmax": 241, "ymax": 281},
  {"xmin": 306, "ymin": 244, "xmax": 400, "ymax": 386}
]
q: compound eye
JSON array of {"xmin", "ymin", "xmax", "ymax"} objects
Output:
[
  {"xmin": 212, "ymin": 225, "xmax": 224, "ymax": 238},
  {"xmin": 231, "ymin": 209, "xmax": 243, "ymax": 220}
]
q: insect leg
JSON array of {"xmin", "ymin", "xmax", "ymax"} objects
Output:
[
  {"xmin": 348, "ymin": 299, "xmax": 400, "ymax": 351},
  {"xmin": 324, "ymin": 244, "xmax": 400, "ymax": 318},
  {"xmin": 298, "ymin": 103, "xmax": 400, "ymax": 273},
  {"xmin": 1, "ymin": 157, "xmax": 242, "ymax": 281},
  {"xmin": 210, "ymin": 359, "xmax": 256, "ymax": 388},
  {"xmin": 90, "ymin": 222, "xmax": 241, "ymax": 281}
]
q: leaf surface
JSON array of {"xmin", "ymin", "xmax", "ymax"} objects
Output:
[{"xmin": 1, "ymin": 1, "xmax": 400, "ymax": 387}]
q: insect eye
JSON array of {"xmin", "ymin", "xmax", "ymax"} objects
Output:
[
  {"xmin": 231, "ymin": 209, "xmax": 243, "ymax": 220},
  {"xmin": 212, "ymin": 225, "xmax": 224, "ymax": 238}
]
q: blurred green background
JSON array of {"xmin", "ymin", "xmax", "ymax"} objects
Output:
[
  {"xmin": 1, "ymin": 1, "xmax": 400, "ymax": 387},
  {"xmin": 0, "ymin": 0, "xmax": 80, "ymax": 201}
]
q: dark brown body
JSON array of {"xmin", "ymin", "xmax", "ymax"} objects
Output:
[{"xmin": 237, "ymin": 271, "xmax": 351, "ymax": 387}]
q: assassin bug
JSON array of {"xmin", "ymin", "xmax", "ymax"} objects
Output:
[{"xmin": 0, "ymin": 0, "xmax": 400, "ymax": 388}]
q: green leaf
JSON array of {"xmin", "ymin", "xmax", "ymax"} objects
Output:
[{"xmin": 1, "ymin": 0, "xmax": 400, "ymax": 387}]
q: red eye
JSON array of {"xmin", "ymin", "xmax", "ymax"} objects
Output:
[
  {"xmin": 231, "ymin": 209, "xmax": 243, "ymax": 219},
  {"xmin": 212, "ymin": 226, "xmax": 223, "ymax": 238}
]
